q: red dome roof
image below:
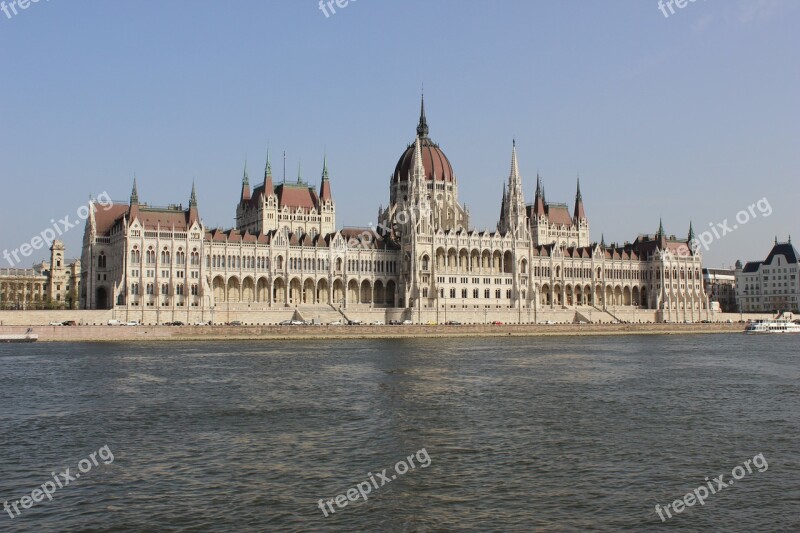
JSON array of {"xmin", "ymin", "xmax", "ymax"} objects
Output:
[
  {"xmin": 393, "ymin": 96, "xmax": 455, "ymax": 183},
  {"xmin": 393, "ymin": 137, "xmax": 455, "ymax": 183}
]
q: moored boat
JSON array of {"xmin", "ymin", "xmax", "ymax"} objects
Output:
[{"xmin": 744, "ymin": 319, "xmax": 800, "ymax": 334}]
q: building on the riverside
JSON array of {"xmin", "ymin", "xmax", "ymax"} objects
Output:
[
  {"xmin": 735, "ymin": 238, "xmax": 799, "ymax": 313},
  {"xmin": 702, "ymin": 267, "xmax": 737, "ymax": 312},
  {"xmin": 80, "ymin": 98, "xmax": 708, "ymax": 323},
  {"xmin": 0, "ymin": 240, "xmax": 81, "ymax": 309}
]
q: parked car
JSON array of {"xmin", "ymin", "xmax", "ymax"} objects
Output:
[
  {"xmin": 194, "ymin": 321, "xmax": 210, "ymax": 326},
  {"xmin": 370, "ymin": 320, "xmax": 385, "ymax": 326},
  {"xmin": 445, "ymin": 320, "xmax": 462, "ymax": 326},
  {"xmin": 169, "ymin": 321, "xmax": 185, "ymax": 326},
  {"xmin": 491, "ymin": 321, "xmax": 503, "ymax": 325},
  {"xmin": 388, "ymin": 319, "xmax": 401, "ymax": 325},
  {"xmin": 279, "ymin": 319, "xmax": 294, "ymax": 326},
  {"xmin": 228, "ymin": 321, "xmax": 242, "ymax": 326},
  {"xmin": 290, "ymin": 320, "xmax": 306, "ymax": 326},
  {"xmin": 107, "ymin": 319, "xmax": 121, "ymax": 326},
  {"xmin": 401, "ymin": 319, "xmax": 413, "ymax": 325},
  {"xmin": 328, "ymin": 319, "xmax": 343, "ymax": 326},
  {"xmin": 49, "ymin": 321, "xmax": 63, "ymax": 326},
  {"xmin": 124, "ymin": 321, "xmax": 140, "ymax": 326},
  {"xmin": 347, "ymin": 319, "xmax": 363, "ymax": 325},
  {"xmin": 62, "ymin": 320, "xmax": 78, "ymax": 326}
]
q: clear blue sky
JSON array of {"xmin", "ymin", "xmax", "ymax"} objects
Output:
[{"xmin": 1, "ymin": 0, "xmax": 798, "ymax": 269}]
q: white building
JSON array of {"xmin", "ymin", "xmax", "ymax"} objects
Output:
[{"xmin": 735, "ymin": 238, "xmax": 799, "ymax": 313}]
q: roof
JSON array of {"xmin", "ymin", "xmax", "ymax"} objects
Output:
[
  {"xmin": 393, "ymin": 137, "xmax": 455, "ymax": 183},
  {"xmin": 93, "ymin": 203, "xmax": 130, "ymax": 235},
  {"xmin": 764, "ymin": 242, "xmax": 799, "ymax": 265},
  {"xmin": 738, "ymin": 242, "xmax": 799, "ymax": 273},
  {"xmin": 275, "ymin": 183, "xmax": 319, "ymax": 212},
  {"xmin": 545, "ymin": 204, "xmax": 573, "ymax": 227}
]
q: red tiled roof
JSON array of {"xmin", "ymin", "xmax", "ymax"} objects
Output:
[
  {"xmin": 276, "ymin": 184, "xmax": 319, "ymax": 212},
  {"xmin": 545, "ymin": 204, "xmax": 573, "ymax": 227},
  {"xmin": 93, "ymin": 203, "xmax": 129, "ymax": 235}
]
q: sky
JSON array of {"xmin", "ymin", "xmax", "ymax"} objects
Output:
[{"xmin": 1, "ymin": 0, "xmax": 798, "ymax": 269}]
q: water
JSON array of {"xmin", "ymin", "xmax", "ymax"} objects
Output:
[{"xmin": 0, "ymin": 335, "xmax": 798, "ymax": 532}]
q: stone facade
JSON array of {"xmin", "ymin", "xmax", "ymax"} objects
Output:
[
  {"xmin": 0, "ymin": 240, "xmax": 80, "ymax": 309},
  {"xmin": 81, "ymin": 98, "xmax": 708, "ymax": 323},
  {"xmin": 735, "ymin": 238, "xmax": 799, "ymax": 313}
]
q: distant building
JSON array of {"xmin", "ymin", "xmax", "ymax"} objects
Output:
[
  {"xmin": 0, "ymin": 240, "xmax": 81, "ymax": 309},
  {"xmin": 702, "ymin": 267, "xmax": 737, "ymax": 312},
  {"xmin": 735, "ymin": 238, "xmax": 799, "ymax": 313}
]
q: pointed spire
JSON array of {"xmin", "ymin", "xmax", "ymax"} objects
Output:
[
  {"xmin": 533, "ymin": 174, "xmax": 545, "ymax": 216},
  {"xmin": 656, "ymin": 218, "xmax": 667, "ymax": 248},
  {"xmin": 190, "ymin": 181, "xmax": 197, "ymax": 208},
  {"xmin": 509, "ymin": 140, "xmax": 520, "ymax": 184},
  {"xmin": 240, "ymin": 160, "xmax": 251, "ymax": 202},
  {"xmin": 130, "ymin": 175, "xmax": 139, "ymax": 205},
  {"xmin": 600, "ymin": 233, "xmax": 606, "ymax": 247},
  {"xmin": 188, "ymin": 181, "xmax": 199, "ymax": 225},
  {"xmin": 416, "ymin": 92, "xmax": 429, "ymax": 138},
  {"xmin": 688, "ymin": 220, "xmax": 695, "ymax": 242},
  {"xmin": 297, "ymin": 160, "xmax": 302, "ymax": 184},
  {"xmin": 320, "ymin": 154, "xmax": 333, "ymax": 203},
  {"xmin": 263, "ymin": 150, "xmax": 274, "ymax": 196},
  {"xmin": 574, "ymin": 176, "xmax": 586, "ymax": 221}
]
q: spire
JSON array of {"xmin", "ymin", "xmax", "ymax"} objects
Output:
[
  {"xmin": 128, "ymin": 175, "xmax": 140, "ymax": 221},
  {"xmin": 241, "ymin": 161, "xmax": 251, "ymax": 202},
  {"xmin": 263, "ymin": 150, "xmax": 274, "ymax": 196},
  {"xmin": 574, "ymin": 176, "xmax": 586, "ymax": 221},
  {"xmin": 688, "ymin": 220, "xmax": 695, "ymax": 242},
  {"xmin": 600, "ymin": 233, "xmax": 606, "ymax": 247},
  {"xmin": 509, "ymin": 140, "xmax": 520, "ymax": 184},
  {"xmin": 533, "ymin": 174, "xmax": 545, "ymax": 216},
  {"xmin": 297, "ymin": 160, "xmax": 302, "ymax": 184},
  {"xmin": 190, "ymin": 181, "xmax": 197, "ymax": 208},
  {"xmin": 320, "ymin": 155, "xmax": 333, "ymax": 203},
  {"xmin": 499, "ymin": 182, "xmax": 508, "ymax": 227},
  {"xmin": 657, "ymin": 218, "xmax": 665, "ymax": 238},
  {"xmin": 130, "ymin": 176, "xmax": 139, "ymax": 205},
  {"xmin": 188, "ymin": 181, "xmax": 199, "ymax": 226},
  {"xmin": 416, "ymin": 92, "xmax": 429, "ymax": 138}
]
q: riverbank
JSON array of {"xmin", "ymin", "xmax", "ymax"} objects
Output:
[{"xmin": 0, "ymin": 322, "xmax": 746, "ymax": 342}]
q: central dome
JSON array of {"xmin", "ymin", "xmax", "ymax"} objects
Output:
[{"xmin": 392, "ymin": 98, "xmax": 455, "ymax": 184}]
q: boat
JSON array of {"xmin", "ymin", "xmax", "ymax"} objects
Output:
[
  {"xmin": 744, "ymin": 319, "xmax": 800, "ymax": 334},
  {"xmin": 0, "ymin": 328, "xmax": 39, "ymax": 343}
]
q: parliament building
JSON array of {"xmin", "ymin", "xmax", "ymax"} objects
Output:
[{"xmin": 80, "ymin": 99, "xmax": 709, "ymax": 324}]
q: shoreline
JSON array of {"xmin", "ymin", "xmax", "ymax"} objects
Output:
[{"xmin": 0, "ymin": 323, "xmax": 747, "ymax": 342}]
